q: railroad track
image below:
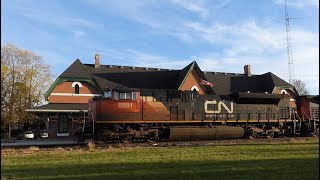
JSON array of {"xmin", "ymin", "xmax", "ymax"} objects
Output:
[
  {"xmin": 2, "ymin": 136, "xmax": 318, "ymax": 149},
  {"xmin": 95, "ymin": 136, "xmax": 319, "ymax": 148}
]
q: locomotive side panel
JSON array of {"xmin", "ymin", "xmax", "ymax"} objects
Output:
[
  {"xmin": 95, "ymin": 99, "xmax": 141, "ymax": 122},
  {"xmin": 143, "ymin": 102, "xmax": 170, "ymax": 121}
]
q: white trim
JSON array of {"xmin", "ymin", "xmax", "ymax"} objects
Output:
[
  {"xmin": 290, "ymin": 98, "xmax": 296, "ymax": 102},
  {"xmin": 50, "ymin": 93, "xmax": 101, "ymax": 97},
  {"xmin": 71, "ymin": 82, "xmax": 83, "ymax": 87},
  {"xmin": 191, "ymin": 85, "xmax": 199, "ymax": 92},
  {"xmin": 57, "ymin": 133, "xmax": 69, "ymax": 136},
  {"xmin": 26, "ymin": 109, "xmax": 88, "ymax": 112},
  {"xmin": 280, "ymin": 89, "xmax": 288, "ymax": 94}
]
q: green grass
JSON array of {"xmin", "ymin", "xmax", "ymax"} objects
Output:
[{"xmin": 1, "ymin": 139, "xmax": 319, "ymax": 180}]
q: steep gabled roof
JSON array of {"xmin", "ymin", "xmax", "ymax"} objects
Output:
[
  {"xmin": 268, "ymin": 72, "xmax": 292, "ymax": 87},
  {"xmin": 177, "ymin": 61, "xmax": 207, "ymax": 89},
  {"xmin": 59, "ymin": 59, "xmax": 92, "ymax": 79},
  {"xmin": 45, "ymin": 59, "xmax": 98, "ymax": 99}
]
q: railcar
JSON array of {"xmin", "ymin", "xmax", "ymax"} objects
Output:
[{"xmin": 84, "ymin": 90, "xmax": 318, "ymax": 142}]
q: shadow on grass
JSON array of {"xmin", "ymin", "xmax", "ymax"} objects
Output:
[{"xmin": 2, "ymin": 158, "xmax": 319, "ymax": 180}]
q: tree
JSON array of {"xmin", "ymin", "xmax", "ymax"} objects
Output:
[
  {"xmin": 291, "ymin": 79, "xmax": 309, "ymax": 95},
  {"xmin": 1, "ymin": 44, "xmax": 54, "ymax": 138}
]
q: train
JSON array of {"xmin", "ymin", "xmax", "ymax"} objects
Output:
[{"xmin": 83, "ymin": 90, "xmax": 319, "ymax": 143}]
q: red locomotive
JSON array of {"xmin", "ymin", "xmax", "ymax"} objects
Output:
[{"xmin": 84, "ymin": 90, "xmax": 319, "ymax": 142}]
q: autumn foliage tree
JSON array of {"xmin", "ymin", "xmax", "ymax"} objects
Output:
[{"xmin": 1, "ymin": 44, "xmax": 54, "ymax": 138}]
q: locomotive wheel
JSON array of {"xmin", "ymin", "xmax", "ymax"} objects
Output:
[
  {"xmin": 146, "ymin": 136, "xmax": 157, "ymax": 142},
  {"xmin": 249, "ymin": 130, "xmax": 258, "ymax": 139},
  {"xmin": 121, "ymin": 135, "xmax": 133, "ymax": 143},
  {"xmin": 267, "ymin": 131, "xmax": 275, "ymax": 138},
  {"xmin": 146, "ymin": 132, "xmax": 158, "ymax": 142},
  {"xmin": 146, "ymin": 139, "xmax": 156, "ymax": 143}
]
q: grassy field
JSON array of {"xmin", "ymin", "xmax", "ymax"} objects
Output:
[{"xmin": 1, "ymin": 138, "xmax": 319, "ymax": 180}]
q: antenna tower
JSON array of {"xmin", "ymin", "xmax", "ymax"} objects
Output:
[{"xmin": 285, "ymin": 0, "xmax": 295, "ymax": 83}]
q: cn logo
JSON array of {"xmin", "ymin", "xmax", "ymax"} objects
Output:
[{"xmin": 204, "ymin": 100, "xmax": 234, "ymax": 114}]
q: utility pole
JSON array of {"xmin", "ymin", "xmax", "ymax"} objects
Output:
[{"xmin": 285, "ymin": 0, "xmax": 295, "ymax": 84}]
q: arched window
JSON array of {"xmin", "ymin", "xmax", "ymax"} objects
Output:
[
  {"xmin": 191, "ymin": 85, "xmax": 199, "ymax": 92},
  {"xmin": 71, "ymin": 82, "xmax": 82, "ymax": 94},
  {"xmin": 281, "ymin": 89, "xmax": 288, "ymax": 95},
  {"xmin": 74, "ymin": 84, "xmax": 80, "ymax": 94}
]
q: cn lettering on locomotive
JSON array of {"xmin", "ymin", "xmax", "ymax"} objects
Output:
[{"xmin": 204, "ymin": 100, "xmax": 234, "ymax": 114}]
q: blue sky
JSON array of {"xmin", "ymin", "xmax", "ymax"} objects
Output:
[{"xmin": 2, "ymin": 0, "xmax": 319, "ymax": 94}]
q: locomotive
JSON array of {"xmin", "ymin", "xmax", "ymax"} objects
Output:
[{"xmin": 84, "ymin": 89, "xmax": 319, "ymax": 142}]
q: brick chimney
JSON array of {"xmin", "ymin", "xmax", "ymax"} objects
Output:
[
  {"xmin": 95, "ymin": 54, "xmax": 100, "ymax": 68},
  {"xmin": 244, "ymin": 64, "xmax": 251, "ymax": 77}
]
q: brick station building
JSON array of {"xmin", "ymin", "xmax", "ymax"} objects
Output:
[{"xmin": 26, "ymin": 55, "xmax": 298, "ymax": 139}]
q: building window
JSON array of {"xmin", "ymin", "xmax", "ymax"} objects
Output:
[
  {"xmin": 71, "ymin": 82, "xmax": 82, "ymax": 94},
  {"xmin": 74, "ymin": 84, "xmax": 80, "ymax": 94},
  {"xmin": 281, "ymin": 89, "xmax": 288, "ymax": 95},
  {"xmin": 58, "ymin": 114, "xmax": 69, "ymax": 133},
  {"xmin": 191, "ymin": 85, "xmax": 199, "ymax": 92}
]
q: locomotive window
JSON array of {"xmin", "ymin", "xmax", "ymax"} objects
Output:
[
  {"xmin": 125, "ymin": 92, "xmax": 132, "ymax": 99},
  {"xmin": 113, "ymin": 91, "xmax": 119, "ymax": 100},
  {"xmin": 119, "ymin": 92, "xmax": 133, "ymax": 100},
  {"xmin": 104, "ymin": 90, "xmax": 112, "ymax": 98},
  {"xmin": 119, "ymin": 92, "xmax": 126, "ymax": 99},
  {"xmin": 132, "ymin": 92, "xmax": 137, "ymax": 100}
]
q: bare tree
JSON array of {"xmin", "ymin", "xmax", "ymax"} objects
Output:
[
  {"xmin": 1, "ymin": 44, "xmax": 54, "ymax": 138},
  {"xmin": 291, "ymin": 79, "xmax": 309, "ymax": 95}
]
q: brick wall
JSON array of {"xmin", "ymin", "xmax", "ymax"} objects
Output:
[
  {"xmin": 180, "ymin": 69, "xmax": 205, "ymax": 94},
  {"xmin": 48, "ymin": 81, "xmax": 100, "ymax": 103}
]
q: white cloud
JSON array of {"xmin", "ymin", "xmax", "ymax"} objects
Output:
[
  {"xmin": 13, "ymin": 6, "xmax": 104, "ymax": 40},
  {"xmin": 7, "ymin": 0, "xmax": 318, "ymax": 94},
  {"xmin": 169, "ymin": 0, "xmax": 209, "ymax": 18},
  {"xmin": 71, "ymin": 30, "xmax": 86, "ymax": 39}
]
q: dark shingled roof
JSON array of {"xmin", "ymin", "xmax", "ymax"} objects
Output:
[
  {"xmin": 83, "ymin": 64, "xmax": 180, "ymax": 90},
  {"xmin": 56, "ymin": 59, "xmax": 294, "ymax": 95},
  {"xmin": 204, "ymin": 72, "xmax": 292, "ymax": 95},
  {"xmin": 60, "ymin": 59, "xmax": 92, "ymax": 79}
]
